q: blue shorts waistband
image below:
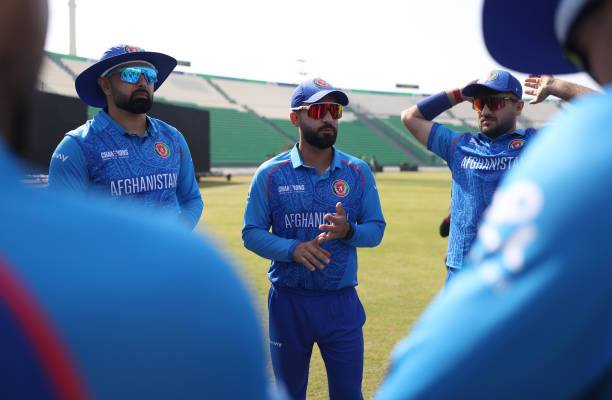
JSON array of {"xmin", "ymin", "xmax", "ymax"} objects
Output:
[{"xmin": 271, "ymin": 284, "xmax": 356, "ymax": 297}]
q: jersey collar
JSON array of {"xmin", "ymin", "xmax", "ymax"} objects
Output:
[
  {"xmin": 478, "ymin": 128, "xmax": 528, "ymax": 141},
  {"xmin": 97, "ymin": 110, "xmax": 157, "ymax": 137},
  {"xmin": 290, "ymin": 143, "xmax": 341, "ymax": 171}
]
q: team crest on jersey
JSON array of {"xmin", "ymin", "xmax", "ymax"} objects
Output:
[
  {"xmin": 154, "ymin": 141, "xmax": 170, "ymax": 158},
  {"xmin": 313, "ymin": 78, "xmax": 330, "ymax": 88},
  {"xmin": 509, "ymin": 138, "xmax": 525, "ymax": 150},
  {"xmin": 332, "ymin": 179, "xmax": 350, "ymax": 197}
]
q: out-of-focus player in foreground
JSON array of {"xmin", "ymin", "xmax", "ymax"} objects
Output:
[
  {"xmin": 376, "ymin": 0, "xmax": 612, "ymax": 398},
  {"xmin": 0, "ymin": 1, "xmax": 273, "ymax": 398}
]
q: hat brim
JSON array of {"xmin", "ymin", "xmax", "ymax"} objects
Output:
[
  {"xmin": 75, "ymin": 51, "xmax": 177, "ymax": 108},
  {"xmin": 482, "ymin": 0, "xmax": 578, "ymax": 75},
  {"xmin": 461, "ymin": 82, "xmax": 510, "ymax": 98},
  {"xmin": 304, "ymin": 89, "xmax": 349, "ymax": 106}
]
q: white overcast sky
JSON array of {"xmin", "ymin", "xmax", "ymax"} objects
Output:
[{"xmin": 45, "ymin": 0, "xmax": 597, "ymax": 94}]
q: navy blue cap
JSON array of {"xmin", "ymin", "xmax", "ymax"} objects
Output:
[
  {"xmin": 290, "ymin": 78, "xmax": 349, "ymax": 108},
  {"xmin": 482, "ymin": 0, "xmax": 580, "ymax": 75},
  {"xmin": 462, "ymin": 70, "xmax": 523, "ymax": 98},
  {"xmin": 75, "ymin": 45, "xmax": 177, "ymax": 108}
]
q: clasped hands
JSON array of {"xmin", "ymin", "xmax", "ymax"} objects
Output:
[{"xmin": 292, "ymin": 202, "xmax": 351, "ymax": 271}]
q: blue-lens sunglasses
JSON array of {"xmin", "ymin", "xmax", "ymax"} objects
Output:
[{"xmin": 107, "ymin": 66, "xmax": 158, "ymax": 85}]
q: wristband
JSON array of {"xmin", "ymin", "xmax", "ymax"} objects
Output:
[
  {"xmin": 451, "ymin": 88, "xmax": 464, "ymax": 104},
  {"xmin": 416, "ymin": 91, "xmax": 452, "ymax": 121}
]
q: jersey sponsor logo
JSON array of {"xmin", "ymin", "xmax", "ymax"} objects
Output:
[
  {"xmin": 269, "ymin": 340, "xmax": 283, "ymax": 348},
  {"xmin": 52, "ymin": 152, "xmax": 69, "ymax": 162},
  {"xmin": 509, "ymin": 138, "xmax": 525, "ymax": 150},
  {"xmin": 278, "ymin": 184, "xmax": 305, "ymax": 194},
  {"xmin": 332, "ymin": 179, "xmax": 350, "ymax": 197},
  {"xmin": 460, "ymin": 155, "xmax": 519, "ymax": 171},
  {"xmin": 154, "ymin": 141, "xmax": 170, "ymax": 158},
  {"xmin": 284, "ymin": 212, "xmax": 325, "ymax": 229},
  {"xmin": 109, "ymin": 173, "xmax": 177, "ymax": 196},
  {"xmin": 313, "ymin": 78, "xmax": 329, "ymax": 88},
  {"xmin": 100, "ymin": 149, "xmax": 129, "ymax": 160}
]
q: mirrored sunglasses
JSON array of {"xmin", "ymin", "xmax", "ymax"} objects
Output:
[
  {"xmin": 108, "ymin": 66, "xmax": 158, "ymax": 85},
  {"xmin": 472, "ymin": 96, "xmax": 517, "ymax": 112},
  {"xmin": 292, "ymin": 102, "xmax": 343, "ymax": 120}
]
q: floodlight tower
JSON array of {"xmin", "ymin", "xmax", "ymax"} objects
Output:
[{"xmin": 69, "ymin": 0, "xmax": 77, "ymax": 55}]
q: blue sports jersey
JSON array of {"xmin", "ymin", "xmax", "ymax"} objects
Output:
[
  {"xmin": 48, "ymin": 110, "xmax": 203, "ymax": 230},
  {"xmin": 243, "ymin": 144, "xmax": 385, "ymax": 290},
  {"xmin": 0, "ymin": 140, "xmax": 274, "ymax": 399},
  {"xmin": 376, "ymin": 90, "xmax": 612, "ymax": 399},
  {"xmin": 428, "ymin": 123, "xmax": 537, "ymax": 269}
]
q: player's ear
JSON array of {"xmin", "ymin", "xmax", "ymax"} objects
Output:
[
  {"xmin": 290, "ymin": 111, "xmax": 300, "ymax": 127},
  {"xmin": 98, "ymin": 77, "xmax": 112, "ymax": 96}
]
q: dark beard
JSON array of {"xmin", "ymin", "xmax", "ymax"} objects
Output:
[
  {"xmin": 113, "ymin": 89, "xmax": 153, "ymax": 114},
  {"xmin": 302, "ymin": 123, "xmax": 337, "ymax": 149},
  {"xmin": 480, "ymin": 117, "xmax": 515, "ymax": 139}
]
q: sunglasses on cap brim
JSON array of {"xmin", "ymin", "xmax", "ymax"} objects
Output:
[
  {"xmin": 292, "ymin": 102, "xmax": 343, "ymax": 120},
  {"xmin": 107, "ymin": 66, "xmax": 158, "ymax": 85}
]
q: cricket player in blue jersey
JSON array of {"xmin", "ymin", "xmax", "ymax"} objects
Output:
[
  {"xmin": 376, "ymin": 0, "xmax": 612, "ymax": 398},
  {"xmin": 0, "ymin": 1, "xmax": 278, "ymax": 398},
  {"xmin": 401, "ymin": 69, "xmax": 590, "ymax": 283},
  {"xmin": 48, "ymin": 44, "xmax": 203, "ymax": 230},
  {"xmin": 243, "ymin": 78, "xmax": 386, "ymax": 399}
]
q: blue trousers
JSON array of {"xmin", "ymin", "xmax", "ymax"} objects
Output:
[{"xmin": 268, "ymin": 284, "xmax": 366, "ymax": 400}]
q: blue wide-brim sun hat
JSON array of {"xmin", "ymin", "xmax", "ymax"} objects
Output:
[
  {"xmin": 482, "ymin": 0, "xmax": 579, "ymax": 75},
  {"xmin": 75, "ymin": 45, "xmax": 177, "ymax": 108}
]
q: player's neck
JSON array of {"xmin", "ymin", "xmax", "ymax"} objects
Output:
[
  {"xmin": 107, "ymin": 106, "xmax": 148, "ymax": 136},
  {"xmin": 298, "ymin": 140, "xmax": 333, "ymax": 175},
  {"xmin": 486, "ymin": 123, "xmax": 517, "ymax": 140}
]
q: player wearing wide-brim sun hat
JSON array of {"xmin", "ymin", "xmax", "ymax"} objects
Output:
[
  {"xmin": 50, "ymin": 44, "xmax": 203, "ymax": 231},
  {"xmin": 75, "ymin": 44, "xmax": 177, "ymax": 108}
]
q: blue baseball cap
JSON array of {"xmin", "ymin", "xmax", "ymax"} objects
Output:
[
  {"xmin": 482, "ymin": 0, "xmax": 583, "ymax": 74},
  {"xmin": 290, "ymin": 78, "xmax": 349, "ymax": 108},
  {"xmin": 462, "ymin": 70, "xmax": 523, "ymax": 98},
  {"xmin": 75, "ymin": 45, "xmax": 177, "ymax": 108}
]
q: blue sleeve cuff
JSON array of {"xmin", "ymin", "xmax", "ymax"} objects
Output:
[{"xmin": 287, "ymin": 240, "xmax": 300, "ymax": 261}]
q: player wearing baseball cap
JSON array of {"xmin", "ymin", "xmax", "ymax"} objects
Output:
[
  {"xmin": 376, "ymin": 0, "xmax": 612, "ymax": 398},
  {"xmin": 403, "ymin": 69, "xmax": 533, "ymax": 283},
  {"xmin": 400, "ymin": 69, "xmax": 589, "ymax": 284},
  {"xmin": 243, "ymin": 78, "xmax": 385, "ymax": 399},
  {"xmin": 48, "ymin": 45, "xmax": 203, "ymax": 230}
]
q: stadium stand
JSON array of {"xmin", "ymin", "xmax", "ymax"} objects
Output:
[
  {"xmin": 157, "ymin": 74, "xmax": 242, "ymax": 110},
  {"xmin": 37, "ymin": 51, "xmax": 562, "ymax": 169},
  {"xmin": 38, "ymin": 55, "xmax": 77, "ymax": 97}
]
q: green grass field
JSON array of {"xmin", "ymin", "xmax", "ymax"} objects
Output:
[{"xmin": 197, "ymin": 171, "xmax": 451, "ymax": 399}]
